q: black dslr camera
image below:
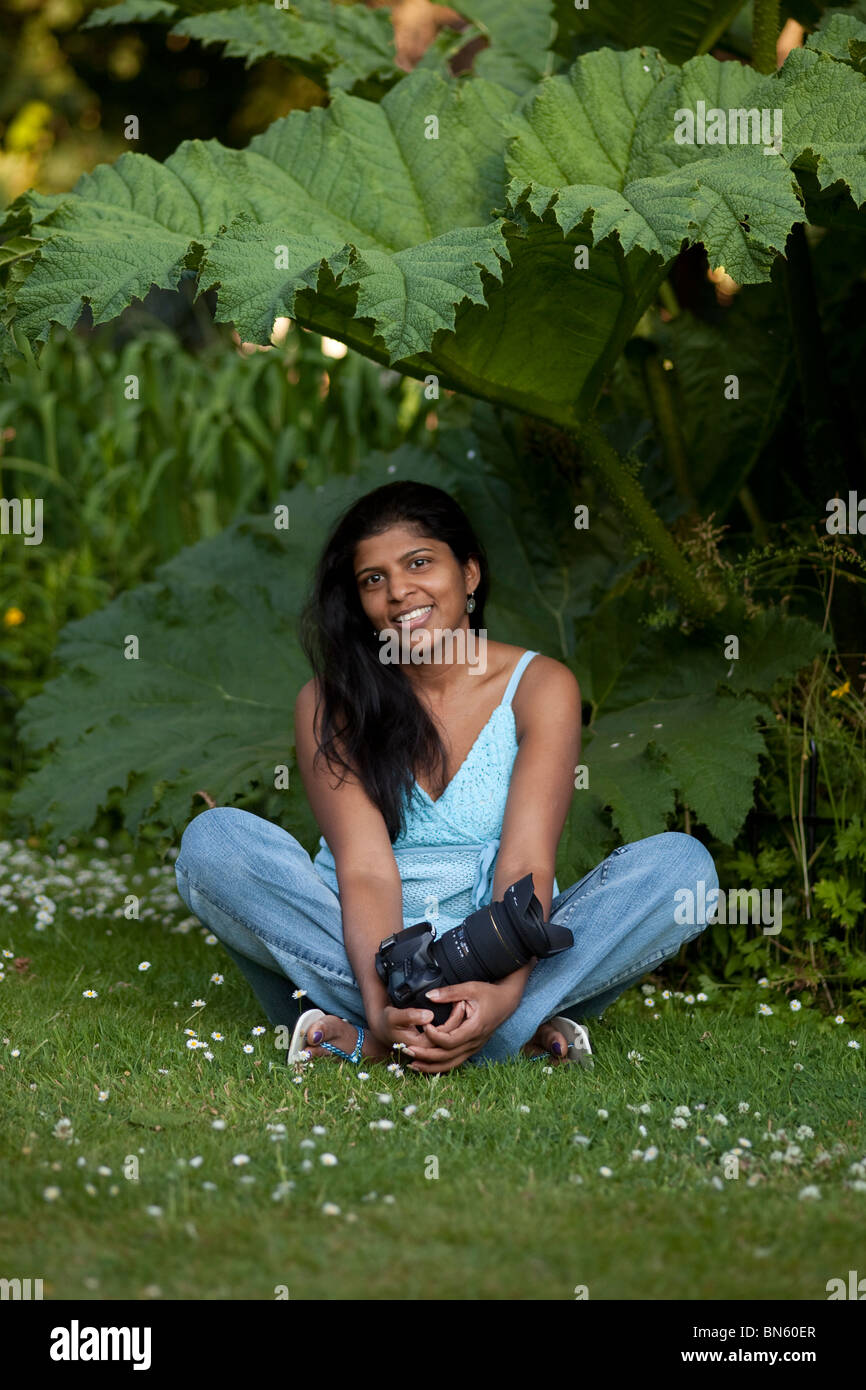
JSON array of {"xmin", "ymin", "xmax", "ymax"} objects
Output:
[{"xmin": 374, "ymin": 874, "xmax": 573, "ymax": 1026}]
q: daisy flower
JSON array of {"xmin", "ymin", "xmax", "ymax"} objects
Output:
[
  {"xmin": 322, "ymin": 1203, "xmax": 340, "ymax": 1216},
  {"xmin": 789, "ymin": 1000, "xmax": 802, "ymax": 1012},
  {"xmin": 231, "ymin": 1154, "xmax": 250, "ymax": 1166},
  {"xmin": 251, "ymin": 1026, "xmax": 266, "ymax": 1036},
  {"xmin": 242, "ymin": 1044, "xmax": 254, "ymax": 1054},
  {"xmin": 82, "ymin": 989, "xmax": 98, "ymax": 999},
  {"xmin": 211, "ymin": 1032, "xmax": 224, "ymax": 1041},
  {"xmin": 191, "ymin": 999, "xmax": 206, "ymax": 1008},
  {"xmin": 43, "ymin": 1187, "xmax": 61, "ymax": 1202},
  {"xmin": 758, "ymin": 1003, "xmax": 773, "ymax": 1016},
  {"xmin": 696, "ymin": 992, "xmax": 708, "ymax": 1002},
  {"xmin": 138, "ymin": 962, "xmax": 151, "ymax": 972},
  {"xmin": 292, "ymin": 989, "xmax": 307, "ymax": 999},
  {"xmin": 320, "ymin": 1153, "xmax": 338, "ymax": 1166},
  {"xmin": 757, "ymin": 977, "xmax": 769, "ymax": 988},
  {"xmin": 598, "ymin": 1167, "xmax": 613, "ymax": 1178},
  {"xmin": 211, "ymin": 1119, "xmax": 226, "ymax": 1130},
  {"xmin": 835, "ymin": 1015, "xmax": 846, "ymax": 1025},
  {"xmin": 210, "ymin": 974, "xmax": 224, "ymax": 984},
  {"xmin": 848, "ymin": 1040, "xmax": 861, "ymax": 1050}
]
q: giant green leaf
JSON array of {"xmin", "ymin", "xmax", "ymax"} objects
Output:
[
  {"xmin": 552, "ymin": 0, "xmax": 748, "ymax": 65},
  {"xmin": 505, "ymin": 47, "xmax": 811, "ymax": 285},
  {"xmin": 83, "ymin": 0, "xmax": 401, "ymax": 93}
]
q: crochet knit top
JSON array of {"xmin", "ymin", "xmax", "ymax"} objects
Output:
[{"xmin": 312, "ymin": 649, "xmax": 559, "ymax": 934}]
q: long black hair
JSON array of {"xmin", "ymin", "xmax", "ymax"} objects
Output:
[{"xmin": 299, "ymin": 481, "xmax": 490, "ymax": 841}]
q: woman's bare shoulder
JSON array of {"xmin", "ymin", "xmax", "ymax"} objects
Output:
[{"xmin": 514, "ymin": 651, "xmax": 582, "ymax": 717}]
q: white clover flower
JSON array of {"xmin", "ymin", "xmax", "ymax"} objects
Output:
[
  {"xmin": 627, "ymin": 1051, "xmax": 644, "ymax": 1063},
  {"xmin": 433, "ymin": 1108, "xmax": 451, "ymax": 1119},
  {"xmin": 300, "ymin": 1159, "xmax": 313, "ymax": 1172},
  {"xmin": 789, "ymin": 1038, "xmax": 798, "ymax": 1047},
  {"xmin": 758, "ymin": 1004, "xmax": 773, "ymax": 1016},
  {"xmin": 674, "ymin": 1105, "xmax": 691, "ymax": 1118},
  {"xmin": 320, "ymin": 1153, "xmax": 338, "ymax": 1166},
  {"xmin": 231, "ymin": 1154, "xmax": 250, "ymax": 1166},
  {"xmin": 696, "ymin": 1135, "xmax": 711, "ymax": 1148},
  {"xmin": 597, "ymin": 1109, "xmax": 609, "ymax": 1121},
  {"xmin": 374, "ymin": 1119, "xmax": 394, "ymax": 1131},
  {"xmin": 796, "ymin": 1125, "xmax": 814, "ymax": 1141},
  {"xmin": 138, "ymin": 962, "xmax": 151, "ymax": 972},
  {"xmin": 630, "ymin": 1149, "xmax": 644, "ymax": 1161},
  {"xmin": 189, "ymin": 1155, "xmax": 204, "ymax": 1168},
  {"xmin": 798, "ymin": 1186, "xmax": 821, "ymax": 1201},
  {"xmin": 299, "ymin": 1139, "xmax": 315, "ymax": 1150},
  {"xmin": 639, "ymin": 1103, "xmax": 652, "ymax": 1114},
  {"xmin": 671, "ymin": 1116, "xmax": 688, "ymax": 1130},
  {"xmin": 402, "ymin": 1105, "xmax": 417, "ymax": 1116},
  {"xmin": 518, "ymin": 1104, "xmax": 530, "ymax": 1114},
  {"xmin": 376, "ymin": 1093, "xmax": 392, "ymax": 1104},
  {"xmin": 638, "ymin": 1124, "xmax": 648, "ymax": 1138},
  {"xmin": 572, "ymin": 1134, "xmax": 591, "ymax": 1146},
  {"xmin": 789, "ymin": 1000, "xmax": 802, "ymax": 1012},
  {"xmin": 272, "ymin": 1181, "xmax": 295, "ymax": 1200},
  {"xmin": 713, "ymin": 1114, "xmax": 729, "ymax": 1126},
  {"xmin": 793, "ymin": 1062, "xmax": 804, "ymax": 1071},
  {"xmin": 211, "ymin": 1119, "xmax": 226, "ymax": 1130},
  {"xmin": 641, "ymin": 984, "xmax": 654, "ymax": 995},
  {"xmin": 738, "ymin": 1102, "xmax": 750, "ymax": 1113},
  {"xmin": 711, "ymin": 1176, "xmax": 724, "ymax": 1190},
  {"xmin": 312, "ymin": 1125, "xmax": 326, "ymax": 1136}
]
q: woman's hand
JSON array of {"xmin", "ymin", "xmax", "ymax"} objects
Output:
[
  {"xmin": 403, "ymin": 980, "xmax": 518, "ymax": 1074},
  {"xmin": 365, "ymin": 1000, "xmax": 465, "ymax": 1061}
]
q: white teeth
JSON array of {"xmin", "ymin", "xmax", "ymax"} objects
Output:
[{"xmin": 395, "ymin": 605, "xmax": 432, "ymax": 621}]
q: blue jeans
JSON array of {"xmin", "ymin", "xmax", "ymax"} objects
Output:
[{"xmin": 174, "ymin": 807, "xmax": 719, "ymax": 1065}]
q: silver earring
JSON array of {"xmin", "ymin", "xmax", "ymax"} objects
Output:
[{"xmin": 465, "ymin": 592, "xmax": 476, "ymax": 614}]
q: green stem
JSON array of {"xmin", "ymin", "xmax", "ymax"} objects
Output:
[
  {"xmin": 752, "ymin": 0, "xmax": 781, "ymax": 73},
  {"xmin": 571, "ymin": 416, "xmax": 719, "ymax": 621},
  {"xmin": 642, "ymin": 353, "xmax": 694, "ymax": 504}
]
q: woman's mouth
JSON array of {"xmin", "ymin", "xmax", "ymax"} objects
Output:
[{"xmin": 392, "ymin": 604, "xmax": 433, "ymax": 630}]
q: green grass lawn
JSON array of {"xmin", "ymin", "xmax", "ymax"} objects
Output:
[{"xmin": 1, "ymin": 834, "xmax": 864, "ymax": 1301}]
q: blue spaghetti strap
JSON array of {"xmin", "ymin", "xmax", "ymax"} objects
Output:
[{"xmin": 501, "ymin": 650, "xmax": 539, "ymax": 707}]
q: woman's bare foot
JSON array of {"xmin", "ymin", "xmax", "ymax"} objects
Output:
[
  {"xmin": 301, "ymin": 1013, "xmax": 392, "ymax": 1064},
  {"xmin": 521, "ymin": 1020, "xmax": 569, "ymax": 1063}
]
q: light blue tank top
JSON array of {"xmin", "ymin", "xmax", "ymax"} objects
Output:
[{"xmin": 312, "ymin": 649, "xmax": 559, "ymax": 934}]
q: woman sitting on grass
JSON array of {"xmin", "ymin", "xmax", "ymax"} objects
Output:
[{"xmin": 175, "ymin": 481, "xmax": 718, "ymax": 1073}]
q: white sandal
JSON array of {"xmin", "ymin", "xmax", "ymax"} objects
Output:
[{"xmin": 288, "ymin": 1008, "xmax": 325, "ymax": 1063}]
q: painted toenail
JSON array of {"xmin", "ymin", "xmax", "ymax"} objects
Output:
[
  {"xmin": 310, "ymin": 1030, "xmax": 322, "ymax": 1043},
  {"xmin": 552, "ymin": 1041, "xmax": 562, "ymax": 1055}
]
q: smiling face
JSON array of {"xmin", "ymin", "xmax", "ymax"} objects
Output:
[{"xmin": 353, "ymin": 523, "xmax": 480, "ymax": 653}]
